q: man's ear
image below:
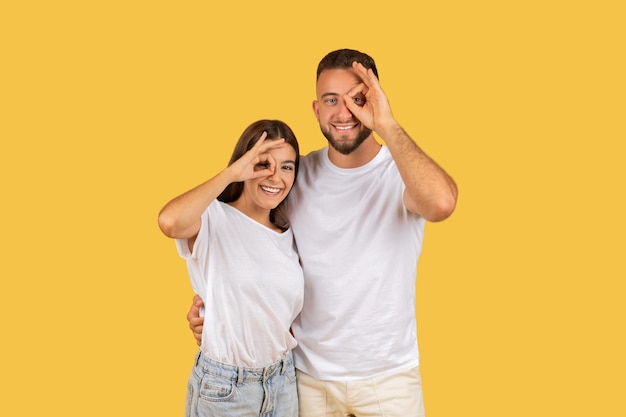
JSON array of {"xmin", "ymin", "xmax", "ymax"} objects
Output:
[{"xmin": 312, "ymin": 100, "xmax": 320, "ymax": 120}]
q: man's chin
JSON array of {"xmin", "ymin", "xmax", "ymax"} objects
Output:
[
  {"xmin": 323, "ymin": 131, "xmax": 371, "ymax": 155},
  {"xmin": 331, "ymin": 142, "xmax": 360, "ymax": 155}
]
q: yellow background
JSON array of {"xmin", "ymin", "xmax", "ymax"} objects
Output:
[{"xmin": 1, "ymin": 1, "xmax": 624, "ymax": 416}]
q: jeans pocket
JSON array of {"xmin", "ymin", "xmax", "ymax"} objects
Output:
[{"xmin": 198, "ymin": 373, "xmax": 236, "ymax": 402}]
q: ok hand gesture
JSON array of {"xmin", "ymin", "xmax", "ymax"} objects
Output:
[
  {"xmin": 227, "ymin": 132, "xmax": 286, "ymax": 182},
  {"xmin": 343, "ymin": 61, "xmax": 397, "ymax": 133}
]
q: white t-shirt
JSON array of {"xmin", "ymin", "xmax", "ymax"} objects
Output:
[
  {"xmin": 284, "ymin": 146, "xmax": 426, "ymax": 380},
  {"xmin": 176, "ymin": 201, "xmax": 304, "ymax": 368}
]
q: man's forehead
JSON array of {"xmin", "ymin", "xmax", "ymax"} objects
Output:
[{"xmin": 316, "ymin": 68, "xmax": 360, "ymax": 94}]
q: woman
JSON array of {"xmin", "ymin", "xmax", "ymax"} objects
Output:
[{"xmin": 158, "ymin": 119, "xmax": 302, "ymax": 417}]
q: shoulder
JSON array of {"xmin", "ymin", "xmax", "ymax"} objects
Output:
[
  {"xmin": 301, "ymin": 148, "xmax": 325, "ymax": 166},
  {"xmin": 298, "ymin": 148, "xmax": 326, "ymax": 179}
]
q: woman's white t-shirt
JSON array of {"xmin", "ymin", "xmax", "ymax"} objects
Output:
[{"xmin": 176, "ymin": 201, "xmax": 304, "ymax": 368}]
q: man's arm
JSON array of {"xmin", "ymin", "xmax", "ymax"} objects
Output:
[
  {"xmin": 377, "ymin": 122, "xmax": 457, "ymax": 221},
  {"xmin": 345, "ymin": 62, "xmax": 458, "ymax": 221},
  {"xmin": 187, "ymin": 294, "xmax": 204, "ymax": 346}
]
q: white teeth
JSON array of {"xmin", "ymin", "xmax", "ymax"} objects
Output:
[
  {"xmin": 260, "ymin": 185, "xmax": 281, "ymax": 194},
  {"xmin": 335, "ymin": 125, "xmax": 355, "ymax": 131}
]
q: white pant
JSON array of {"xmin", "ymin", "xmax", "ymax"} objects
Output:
[{"xmin": 296, "ymin": 366, "xmax": 425, "ymax": 417}]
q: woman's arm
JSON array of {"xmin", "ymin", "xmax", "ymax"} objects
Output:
[{"xmin": 157, "ymin": 133, "xmax": 283, "ymax": 239}]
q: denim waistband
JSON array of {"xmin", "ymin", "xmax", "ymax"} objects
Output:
[{"xmin": 195, "ymin": 350, "xmax": 293, "ymax": 384}]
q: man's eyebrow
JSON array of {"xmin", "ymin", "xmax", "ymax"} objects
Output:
[{"xmin": 320, "ymin": 92, "xmax": 339, "ymax": 98}]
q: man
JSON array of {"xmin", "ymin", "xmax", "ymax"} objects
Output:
[{"xmin": 187, "ymin": 49, "xmax": 458, "ymax": 416}]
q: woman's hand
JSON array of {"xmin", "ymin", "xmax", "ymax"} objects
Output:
[{"xmin": 226, "ymin": 132, "xmax": 286, "ymax": 182}]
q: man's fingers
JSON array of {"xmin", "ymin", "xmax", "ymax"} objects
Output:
[
  {"xmin": 352, "ymin": 61, "xmax": 377, "ymax": 84},
  {"xmin": 189, "ymin": 315, "xmax": 204, "ymax": 346},
  {"xmin": 192, "ymin": 294, "xmax": 203, "ymax": 306},
  {"xmin": 346, "ymin": 82, "xmax": 368, "ymax": 100},
  {"xmin": 189, "ymin": 316, "xmax": 204, "ymax": 330}
]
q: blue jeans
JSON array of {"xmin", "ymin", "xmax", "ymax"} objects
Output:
[{"xmin": 186, "ymin": 350, "xmax": 298, "ymax": 417}]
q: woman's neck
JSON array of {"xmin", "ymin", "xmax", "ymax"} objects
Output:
[{"xmin": 228, "ymin": 199, "xmax": 281, "ymax": 232}]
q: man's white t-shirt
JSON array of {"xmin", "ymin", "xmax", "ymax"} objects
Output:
[
  {"xmin": 284, "ymin": 146, "xmax": 426, "ymax": 380},
  {"xmin": 177, "ymin": 201, "xmax": 304, "ymax": 368}
]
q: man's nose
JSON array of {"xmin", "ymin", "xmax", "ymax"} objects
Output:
[{"xmin": 337, "ymin": 99, "xmax": 353, "ymax": 121}]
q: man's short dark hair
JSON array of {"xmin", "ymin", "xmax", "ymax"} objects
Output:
[{"xmin": 316, "ymin": 49, "xmax": 379, "ymax": 80}]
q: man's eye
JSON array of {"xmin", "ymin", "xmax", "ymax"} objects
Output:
[
  {"xmin": 325, "ymin": 98, "xmax": 337, "ymax": 105},
  {"xmin": 353, "ymin": 96, "xmax": 365, "ymax": 106}
]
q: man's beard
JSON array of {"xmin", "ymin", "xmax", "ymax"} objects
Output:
[{"xmin": 320, "ymin": 124, "xmax": 372, "ymax": 155}]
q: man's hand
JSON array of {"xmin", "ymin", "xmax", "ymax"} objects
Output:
[
  {"xmin": 343, "ymin": 62, "xmax": 458, "ymax": 221},
  {"xmin": 344, "ymin": 61, "xmax": 396, "ymax": 134},
  {"xmin": 186, "ymin": 294, "xmax": 204, "ymax": 346}
]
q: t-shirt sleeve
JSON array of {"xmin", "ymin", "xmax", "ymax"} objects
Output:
[
  {"xmin": 173, "ymin": 204, "xmax": 216, "ymax": 303},
  {"xmin": 175, "ymin": 208, "xmax": 210, "ymax": 260}
]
